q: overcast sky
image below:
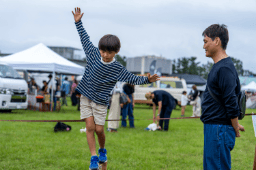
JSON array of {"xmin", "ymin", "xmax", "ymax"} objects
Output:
[{"xmin": 0, "ymin": 0, "xmax": 256, "ymax": 71}]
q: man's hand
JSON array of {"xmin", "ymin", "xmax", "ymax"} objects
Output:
[
  {"xmin": 235, "ymin": 124, "xmax": 245, "ymax": 137},
  {"xmin": 147, "ymin": 73, "xmax": 160, "ymax": 83},
  {"xmin": 153, "ymin": 116, "xmax": 156, "ymax": 123},
  {"xmin": 156, "ymin": 115, "xmax": 160, "ymax": 121},
  {"xmin": 72, "ymin": 7, "xmax": 84, "ymax": 23}
]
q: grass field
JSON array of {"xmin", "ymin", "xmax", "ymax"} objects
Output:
[{"xmin": 0, "ymin": 99, "xmax": 255, "ymax": 170}]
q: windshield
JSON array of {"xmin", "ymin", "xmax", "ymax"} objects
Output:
[{"xmin": 0, "ymin": 65, "xmax": 22, "ymax": 79}]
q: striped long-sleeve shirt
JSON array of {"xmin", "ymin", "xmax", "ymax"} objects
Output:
[{"xmin": 75, "ymin": 21, "xmax": 150, "ymax": 105}]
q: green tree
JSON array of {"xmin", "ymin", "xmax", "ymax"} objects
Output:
[
  {"xmin": 201, "ymin": 61, "xmax": 214, "ymax": 79},
  {"xmin": 115, "ymin": 55, "xmax": 126, "ymax": 67},
  {"xmin": 230, "ymin": 56, "xmax": 243, "ymax": 76}
]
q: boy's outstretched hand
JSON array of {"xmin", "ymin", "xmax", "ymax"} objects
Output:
[
  {"xmin": 147, "ymin": 73, "xmax": 160, "ymax": 82},
  {"xmin": 72, "ymin": 7, "xmax": 84, "ymax": 23}
]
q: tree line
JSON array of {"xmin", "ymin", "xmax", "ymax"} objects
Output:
[
  {"xmin": 172, "ymin": 56, "xmax": 245, "ymax": 79},
  {"xmin": 85, "ymin": 55, "xmax": 253, "ymax": 80}
]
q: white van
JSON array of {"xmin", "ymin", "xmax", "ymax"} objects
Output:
[
  {"xmin": 134, "ymin": 77, "xmax": 187, "ymax": 104},
  {"xmin": 0, "ymin": 63, "xmax": 28, "ymax": 111}
]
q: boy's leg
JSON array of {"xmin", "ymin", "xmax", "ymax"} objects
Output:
[
  {"xmin": 121, "ymin": 104, "xmax": 128, "ymax": 127},
  {"xmin": 95, "ymin": 125, "xmax": 105, "ymax": 149},
  {"xmin": 127, "ymin": 102, "xmax": 134, "ymax": 128},
  {"xmin": 92, "ymin": 102, "xmax": 108, "ymax": 164},
  {"xmin": 181, "ymin": 106, "xmax": 184, "ymax": 116},
  {"xmin": 80, "ymin": 96, "xmax": 97, "ymax": 156},
  {"xmin": 85, "ymin": 116, "xmax": 97, "ymax": 156}
]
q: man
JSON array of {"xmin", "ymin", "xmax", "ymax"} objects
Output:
[
  {"xmin": 145, "ymin": 90, "xmax": 176, "ymax": 131},
  {"xmin": 200, "ymin": 24, "xmax": 245, "ymax": 169}
]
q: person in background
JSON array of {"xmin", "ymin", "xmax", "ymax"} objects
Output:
[
  {"xmin": 107, "ymin": 81, "xmax": 123, "ymax": 132},
  {"xmin": 191, "ymin": 93, "xmax": 201, "ymax": 117},
  {"xmin": 121, "ymin": 83, "xmax": 135, "ymax": 128},
  {"xmin": 41, "ymin": 80, "xmax": 48, "ymax": 95},
  {"xmin": 190, "ymin": 85, "xmax": 198, "ymax": 101},
  {"xmin": 145, "ymin": 90, "xmax": 176, "ymax": 131},
  {"xmin": 181, "ymin": 91, "xmax": 188, "ymax": 116},
  {"xmin": 71, "ymin": 79, "xmax": 78, "ymax": 106},
  {"xmin": 61, "ymin": 77, "xmax": 70, "ymax": 106},
  {"xmin": 189, "ymin": 85, "xmax": 200, "ymax": 117},
  {"xmin": 28, "ymin": 78, "xmax": 39, "ymax": 95},
  {"xmin": 47, "ymin": 74, "xmax": 57, "ymax": 111}
]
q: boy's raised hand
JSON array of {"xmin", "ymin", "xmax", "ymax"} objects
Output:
[
  {"xmin": 147, "ymin": 73, "xmax": 160, "ymax": 83},
  {"xmin": 72, "ymin": 7, "xmax": 84, "ymax": 23}
]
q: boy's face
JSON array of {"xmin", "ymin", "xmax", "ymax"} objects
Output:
[{"xmin": 100, "ymin": 50, "xmax": 118, "ymax": 62}]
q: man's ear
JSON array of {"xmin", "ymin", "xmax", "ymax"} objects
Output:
[{"xmin": 215, "ymin": 37, "xmax": 221, "ymax": 47}]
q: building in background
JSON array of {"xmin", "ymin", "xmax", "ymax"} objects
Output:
[
  {"xmin": 126, "ymin": 55, "xmax": 172, "ymax": 76},
  {"xmin": 48, "ymin": 46, "xmax": 86, "ymax": 67}
]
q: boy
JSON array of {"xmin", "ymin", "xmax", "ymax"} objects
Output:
[
  {"xmin": 180, "ymin": 91, "xmax": 188, "ymax": 116},
  {"xmin": 72, "ymin": 7, "xmax": 159, "ymax": 170}
]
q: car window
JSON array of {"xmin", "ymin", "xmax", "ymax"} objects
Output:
[
  {"xmin": 0, "ymin": 65, "xmax": 21, "ymax": 79},
  {"xmin": 140, "ymin": 82, "xmax": 157, "ymax": 88},
  {"xmin": 160, "ymin": 81, "xmax": 183, "ymax": 89}
]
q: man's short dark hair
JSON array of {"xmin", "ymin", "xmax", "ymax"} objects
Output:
[
  {"xmin": 65, "ymin": 77, "xmax": 68, "ymax": 80},
  {"xmin": 48, "ymin": 74, "xmax": 52, "ymax": 78},
  {"xmin": 182, "ymin": 91, "xmax": 187, "ymax": 94},
  {"xmin": 98, "ymin": 34, "xmax": 121, "ymax": 53},
  {"xmin": 202, "ymin": 24, "xmax": 229, "ymax": 50},
  {"xmin": 43, "ymin": 80, "xmax": 46, "ymax": 83}
]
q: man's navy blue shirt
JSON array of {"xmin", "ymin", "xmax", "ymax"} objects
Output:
[
  {"xmin": 201, "ymin": 57, "xmax": 240, "ymax": 125},
  {"xmin": 153, "ymin": 90, "xmax": 175, "ymax": 109}
]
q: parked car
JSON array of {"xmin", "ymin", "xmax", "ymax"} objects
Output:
[
  {"xmin": 134, "ymin": 77, "xmax": 187, "ymax": 105},
  {"xmin": 0, "ymin": 63, "xmax": 28, "ymax": 111}
]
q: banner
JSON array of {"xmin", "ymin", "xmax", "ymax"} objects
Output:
[
  {"xmin": 149, "ymin": 60, "xmax": 156, "ymax": 75},
  {"xmin": 156, "ymin": 67, "xmax": 162, "ymax": 77}
]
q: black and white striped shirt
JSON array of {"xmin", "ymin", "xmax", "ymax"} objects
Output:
[{"xmin": 75, "ymin": 21, "xmax": 150, "ymax": 105}]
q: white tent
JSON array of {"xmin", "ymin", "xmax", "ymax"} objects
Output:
[
  {"xmin": 241, "ymin": 81, "xmax": 256, "ymax": 91},
  {"xmin": 0, "ymin": 43, "xmax": 85, "ymax": 111},
  {"xmin": 0, "ymin": 43, "xmax": 85, "ymax": 75}
]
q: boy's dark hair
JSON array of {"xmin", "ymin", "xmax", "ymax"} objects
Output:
[
  {"xmin": 43, "ymin": 80, "xmax": 46, "ymax": 83},
  {"xmin": 202, "ymin": 24, "xmax": 229, "ymax": 50},
  {"xmin": 182, "ymin": 91, "xmax": 187, "ymax": 94},
  {"xmin": 98, "ymin": 34, "xmax": 121, "ymax": 53},
  {"xmin": 65, "ymin": 77, "xmax": 68, "ymax": 80}
]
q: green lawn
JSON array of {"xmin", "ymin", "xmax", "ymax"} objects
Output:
[{"xmin": 0, "ymin": 99, "xmax": 255, "ymax": 170}]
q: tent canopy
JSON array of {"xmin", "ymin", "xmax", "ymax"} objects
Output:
[
  {"xmin": 241, "ymin": 81, "xmax": 256, "ymax": 91},
  {"xmin": 0, "ymin": 43, "xmax": 85, "ymax": 75}
]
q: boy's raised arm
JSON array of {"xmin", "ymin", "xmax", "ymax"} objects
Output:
[
  {"xmin": 117, "ymin": 67, "xmax": 160, "ymax": 85},
  {"xmin": 72, "ymin": 7, "xmax": 98, "ymax": 58}
]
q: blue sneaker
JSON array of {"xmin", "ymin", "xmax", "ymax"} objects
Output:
[
  {"xmin": 89, "ymin": 155, "xmax": 99, "ymax": 170},
  {"xmin": 98, "ymin": 148, "xmax": 107, "ymax": 163}
]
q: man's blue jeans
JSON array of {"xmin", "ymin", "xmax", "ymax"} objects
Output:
[
  {"xmin": 203, "ymin": 124, "xmax": 236, "ymax": 170},
  {"xmin": 159, "ymin": 106, "xmax": 172, "ymax": 131},
  {"xmin": 121, "ymin": 94, "xmax": 134, "ymax": 128}
]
